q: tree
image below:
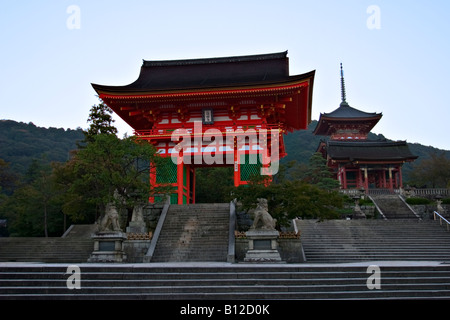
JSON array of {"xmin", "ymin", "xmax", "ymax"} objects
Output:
[
  {"xmin": 53, "ymin": 100, "xmax": 172, "ymax": 224},
  {"xmin": 84, "ymin": 103, "xmax": 118, "ymax": 142},
  {"xmin": 297, "ymin": 152, "xmax": 340, "ymax": 189},
  {"xmin": 54, "ymin": 134, "xmax": 170, "ymax": 223},
  {"xmin": 27, "ymin": 160, "xmax": 54, "ymax": 237},
  {"xmin": 230, "ymin": 169, "xmax": 343, "ymax": 228},
  {"xmin": 409, "ymin": 151, "xmax": 450, "ymax": 188},
  {"xmin": 0, "ymin": 159, "xmax": 65, "ymax": 237},
  {"xmin": 195, "ymin": 167, "xmax": 234, "ymax": 203},
  {"xmin": 0, "ymin": 158, "xmax": 18, "ymax": 196}
]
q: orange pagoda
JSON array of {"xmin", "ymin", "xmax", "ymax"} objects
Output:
[{"xmin": 314, "ymin": 64, "xmax": 417, "ymax": 191}]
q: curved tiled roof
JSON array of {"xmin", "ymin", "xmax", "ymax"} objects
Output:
[
  {"xmin": 92, "ymin": 51, "xmax": 311, "ymax": 94},
  {"xmin": 321, "ymin": 102, "xmax": 381, "ymax": 119},
  {"xmin": 326, "ymin": 140, "xmax": 418, "ymax": 162}
]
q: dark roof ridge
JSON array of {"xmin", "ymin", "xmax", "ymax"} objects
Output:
[
  {"xmin": 322, "ymin": 102, "xmax": 381, "ymax": 118},
  {"xmin": 142, "ymin": 51, "xmax": 288, "ymax": 67},
  {"xmin": 328, "ymin": 140, "xmax": 409, "ymax": 146}
]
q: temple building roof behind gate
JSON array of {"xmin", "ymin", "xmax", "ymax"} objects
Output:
[{"xmin": 326, "ymin": 140, "xmax": 418, "ymax": 163}]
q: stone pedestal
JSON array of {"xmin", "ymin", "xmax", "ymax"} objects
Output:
[
  {"xmin": 88, "ymin": 231, "xmax": 127, "ymax": 263},
  {"xmin": 244, "ymin": 230, "xmax": 283, "ymax": 263},
  {"xmin": 126, "ymin": 221, "xmax": 147, "ymax": 234}
]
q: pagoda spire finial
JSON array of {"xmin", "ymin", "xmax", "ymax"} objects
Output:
[{"xmin": 340, "ymin": 63, "xmax": 347, "ymax": 104}]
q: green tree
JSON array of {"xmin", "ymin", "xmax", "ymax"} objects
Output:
[
  {"xmin": 84, "ymin": 103, "xmax": 118, "ymax": 142},
  {"xmin": 54, "ymin": 100, "xmax": 171, "ymax": 224},
  {"xmin": 409, "ymin": 151, "xmax": 450, "ymax": 188},
  {"xmin": 298, "ymin": 152, "xmax": 340, "ymax": 189},
  {"xmin": 195, "ymin": 167, "xmax": 234, "ymax": 203},
  {"xmin": 1, "ymin": 159, "xmax": 65, "ymax": 236},
  {"xmin": 230, "ymin": 173, "xmax": 343, "ymax": 228},
  {"xmin": 0, "ymin": 158, "xmax": 18, "ymax": 196},
  {"xmin": 54, "ymin": 134, "xmax": 170, "ymax": 223}
]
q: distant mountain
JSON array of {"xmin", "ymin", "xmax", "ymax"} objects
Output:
[
  {"xmin": 0, "ymin": 119, "xmax": 448, "ymax": 182},
  {"xmin": 0, "ymin": 120, "xmax": 85, "ymax": 175}
]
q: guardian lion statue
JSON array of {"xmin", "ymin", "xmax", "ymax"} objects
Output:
[
  {"xmin": 250, "ymin": 198, "xmax": 277, "ymax": 230},
  {"xmin": 99, "ymin": 202, "xmax": 122, "ymax": 232},
  {"xmin": 437, "ymin": 199, "xmax": 445, "ymax": 215}
]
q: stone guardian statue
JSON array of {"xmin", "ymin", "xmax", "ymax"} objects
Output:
[
  {"xmin": 250, "ymin": 198, "xmax": 277, "ymax": 231},
  {"xmin": 99, "ymin": 202, "xmax": 122, "ymax": 232}
]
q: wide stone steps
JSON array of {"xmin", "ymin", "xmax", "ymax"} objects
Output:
[
  {"xmin": 151, "ymin": 203, "xmax": 230, "ymax": 262},
  {"xmin": 371, "ymin": 195, "xmax": 417, "ymax": 219},
  {"xmin": 0, "ymin": 238, "xmax": 94, "ymax": 263},
  {"xmin": 1, "ymin": 264, "xmax": 450, "ymax": 300},
  {"xmin": 297, "ymin": 219, "xmax": 450, "ymax": 263}
]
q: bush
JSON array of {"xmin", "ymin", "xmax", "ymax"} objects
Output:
[
  {"xmin": 442, "ymin": 198, "xmax": 450, "ymax": 205},
  {"xmin": 359, "ymin": 198, "xmax": 374, "ymax": 206},
  {"xmin": 406, "ymin": 197, "xmax": 432, "ymax": 205}
]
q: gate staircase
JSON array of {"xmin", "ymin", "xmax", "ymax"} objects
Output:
[
  {"xmin": 149, "ymin": 203, "xmax": 230, "ymax": 262},
  {"xmin": 370, "ymin": 194, "xmax": 418, "ymax": 219}
]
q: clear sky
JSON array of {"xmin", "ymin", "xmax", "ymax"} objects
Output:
[{"xmin": 1, "ymin": 1, "xmax": 449, "ymax": 150}]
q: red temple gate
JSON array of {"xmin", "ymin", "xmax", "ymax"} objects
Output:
[{"xmin": 92, "ymin": 52, "xmax": 315, "ymax": 204}]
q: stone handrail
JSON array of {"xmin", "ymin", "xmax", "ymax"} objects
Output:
[
  {"xmin": 368, "ymin": 195, "xmax": 387, "ymax": 220},
  {"xmin": 340, "ymin": 188, "xmax": 449, "ymax": 197},
  {"xmin": 227, "ymin": 199, "xmax": 237, "ymax": 263},
  {"xmin": 143, "ymin": 195, "xmax": 171, "ymax": 262},
  {"xmin": 434, "ymin": 211, "xmax": 450, "ymax": 232},
  {"xmin": 413, "ymin": 189, "xmax": 449, "ymax": 197}
]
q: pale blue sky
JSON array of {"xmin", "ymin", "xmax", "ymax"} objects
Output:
[{"xmin": 1, "ymin": 1, "xmax": 449, "ymax": 150}]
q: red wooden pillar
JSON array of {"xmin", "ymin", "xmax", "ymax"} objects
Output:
[
  {"xmin": 337, "ymin": 166, "xmax": 342, "ymax": 187},
  {"xmin": 363, "ymin": 167, "xmax": 369, "ymax": 191},
  {"xmin": 398, "ymin": 166, "xmax": 403, "ymax": 188},
  {"xmin": 358, "ymin": 168, "xmax": 363, "ymax": 189},
  {"xmin": 149, "ymin": 161, "xmax": 157, "ymax": 204},
  {"xmin": 233, "ymin": 139, "xmax": 240, "ymax": 187},
  {"xmin": 184, "ymin": 163, "xmax": 190, "ymax": 204},
  {"xmin": 177, "ymin": 154, "xmax": 184, "ymax": 205},
  {"xmin": 388, "ymin": 167, "xmax": 393, "ymax": 191},
  {"xmin": 192, "ymin": 167, "xmax": 196, "ymax": 203},
  {"xmin": 342, "ymin": 166, "xmax": 347, "ymax": 189}
]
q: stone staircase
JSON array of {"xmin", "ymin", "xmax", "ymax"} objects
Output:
[
  {"xmin": 150, "ymin": 203, "xmax": 230, "ymax": 262},
  {"xmin": 1, "ymin": 263, "xmax": 450, "ymax": 300},
  {"xmin": 297, "ymin": 219, "xmax": 450, "ymax": 263},
  {"xmin": 370, "ymin": 195, "xmax": 418, "ymax": 219},
  {"xmin": 0, "ymin": 238, "xmax": 94, "ymax": 263}
]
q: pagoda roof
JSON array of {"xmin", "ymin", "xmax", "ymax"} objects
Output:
[
  {"xmin": 313, "ymin": 63, "xmax": 382, "ymax": 136},
  {"xmin": 326, "ymin": 140, "xmax": 418, "ymax": 163},
  {"xmin": 92, "ymin": 51, "xmax": 313, "ymax": 94},
  {"xmin": 321, "ymin": 101, "xmax": 381, "ymax": 119},
  {"xmin": 313, "ymin": 102, "xmax": 382, "ymax": 136}
]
